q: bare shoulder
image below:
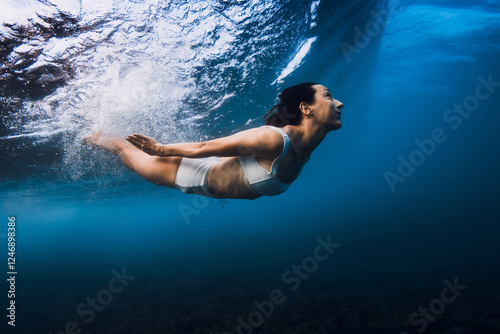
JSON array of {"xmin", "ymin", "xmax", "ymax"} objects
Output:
[
  {"xmin": 236, "ymin": 126, "xmax": 281, "ymax": 141},
  {"xmin": 238, "ymin": 126, "xmax": 286, "ymax": 158},
  {"xmin": 254, "ymin": 126, "xmax": 286, "ymax": 147}
]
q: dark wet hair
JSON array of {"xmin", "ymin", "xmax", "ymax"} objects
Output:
[{"xmin": 262, "ymin": 82, "xmax": 318, "ymax": 127}]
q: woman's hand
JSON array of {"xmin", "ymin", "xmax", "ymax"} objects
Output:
[{"xmin": 126, "ymin": 134, "xmax": 165, "ymax": 156}]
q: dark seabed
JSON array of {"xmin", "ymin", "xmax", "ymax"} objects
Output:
[{"xmin": 1, "ymin": 0, "xmax": 500, "ymax": 333}]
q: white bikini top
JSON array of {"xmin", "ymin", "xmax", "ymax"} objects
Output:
[{"xmin": 238, "ymin": 126, "xmax": 292, "ymax": 196}]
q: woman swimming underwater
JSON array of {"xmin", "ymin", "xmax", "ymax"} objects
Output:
[{"xmin": 83, "ymin": 83, "xmax": 344, "ymax": 200}]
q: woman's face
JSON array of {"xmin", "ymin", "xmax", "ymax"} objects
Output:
[{"xmin": 310, "ymin": 85, "xmax": 344, "ymax": 130}]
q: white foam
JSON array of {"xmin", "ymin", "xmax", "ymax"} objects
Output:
[
  {"xmin": 0, "ymin": 0, "xmax": 39, "ymax": 24},
  {"xmin": 2, "ymin": 0, "xmax": 317, "ymax": 179},
  {"xmin": 309, "ymin": 0, "xmax": 321, "ymax": 29},
  {"xmin": 1, "ymin": 129, "xmax": 64, "ymax": 140},
  {"xmin": 273, "ymin": 37, "xmax": 317, "ymax": 85}
]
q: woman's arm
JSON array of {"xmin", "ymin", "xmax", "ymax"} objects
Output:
[
  {"xmin": 126, "ymin": 134, "xmax": 203, "ymax": 156},
  {"xmin": 126, "ymin": 127, "xmax": 280, "ymax": 158}
]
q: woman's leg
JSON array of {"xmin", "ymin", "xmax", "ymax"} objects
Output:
[{"xmin": 82, "ymin": 133, "xmax": 182, "ymax": 188}]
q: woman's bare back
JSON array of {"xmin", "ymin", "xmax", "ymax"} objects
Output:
[{"xmin": 207, "ymin": 125, "xmax": 309, "ymax": 199}]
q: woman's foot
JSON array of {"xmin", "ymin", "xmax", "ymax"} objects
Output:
[
  {"xmin": 81, "ymin": 132, "xmax": 103, "ymax": 146},
  {"xmin": 81, "ymin": 132, "xmax": 124, "ymax": 153}
]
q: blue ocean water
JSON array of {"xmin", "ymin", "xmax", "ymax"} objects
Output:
[{"xmin": 1, "ymin": 0, "xmax": 500, "ymax": 333}]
